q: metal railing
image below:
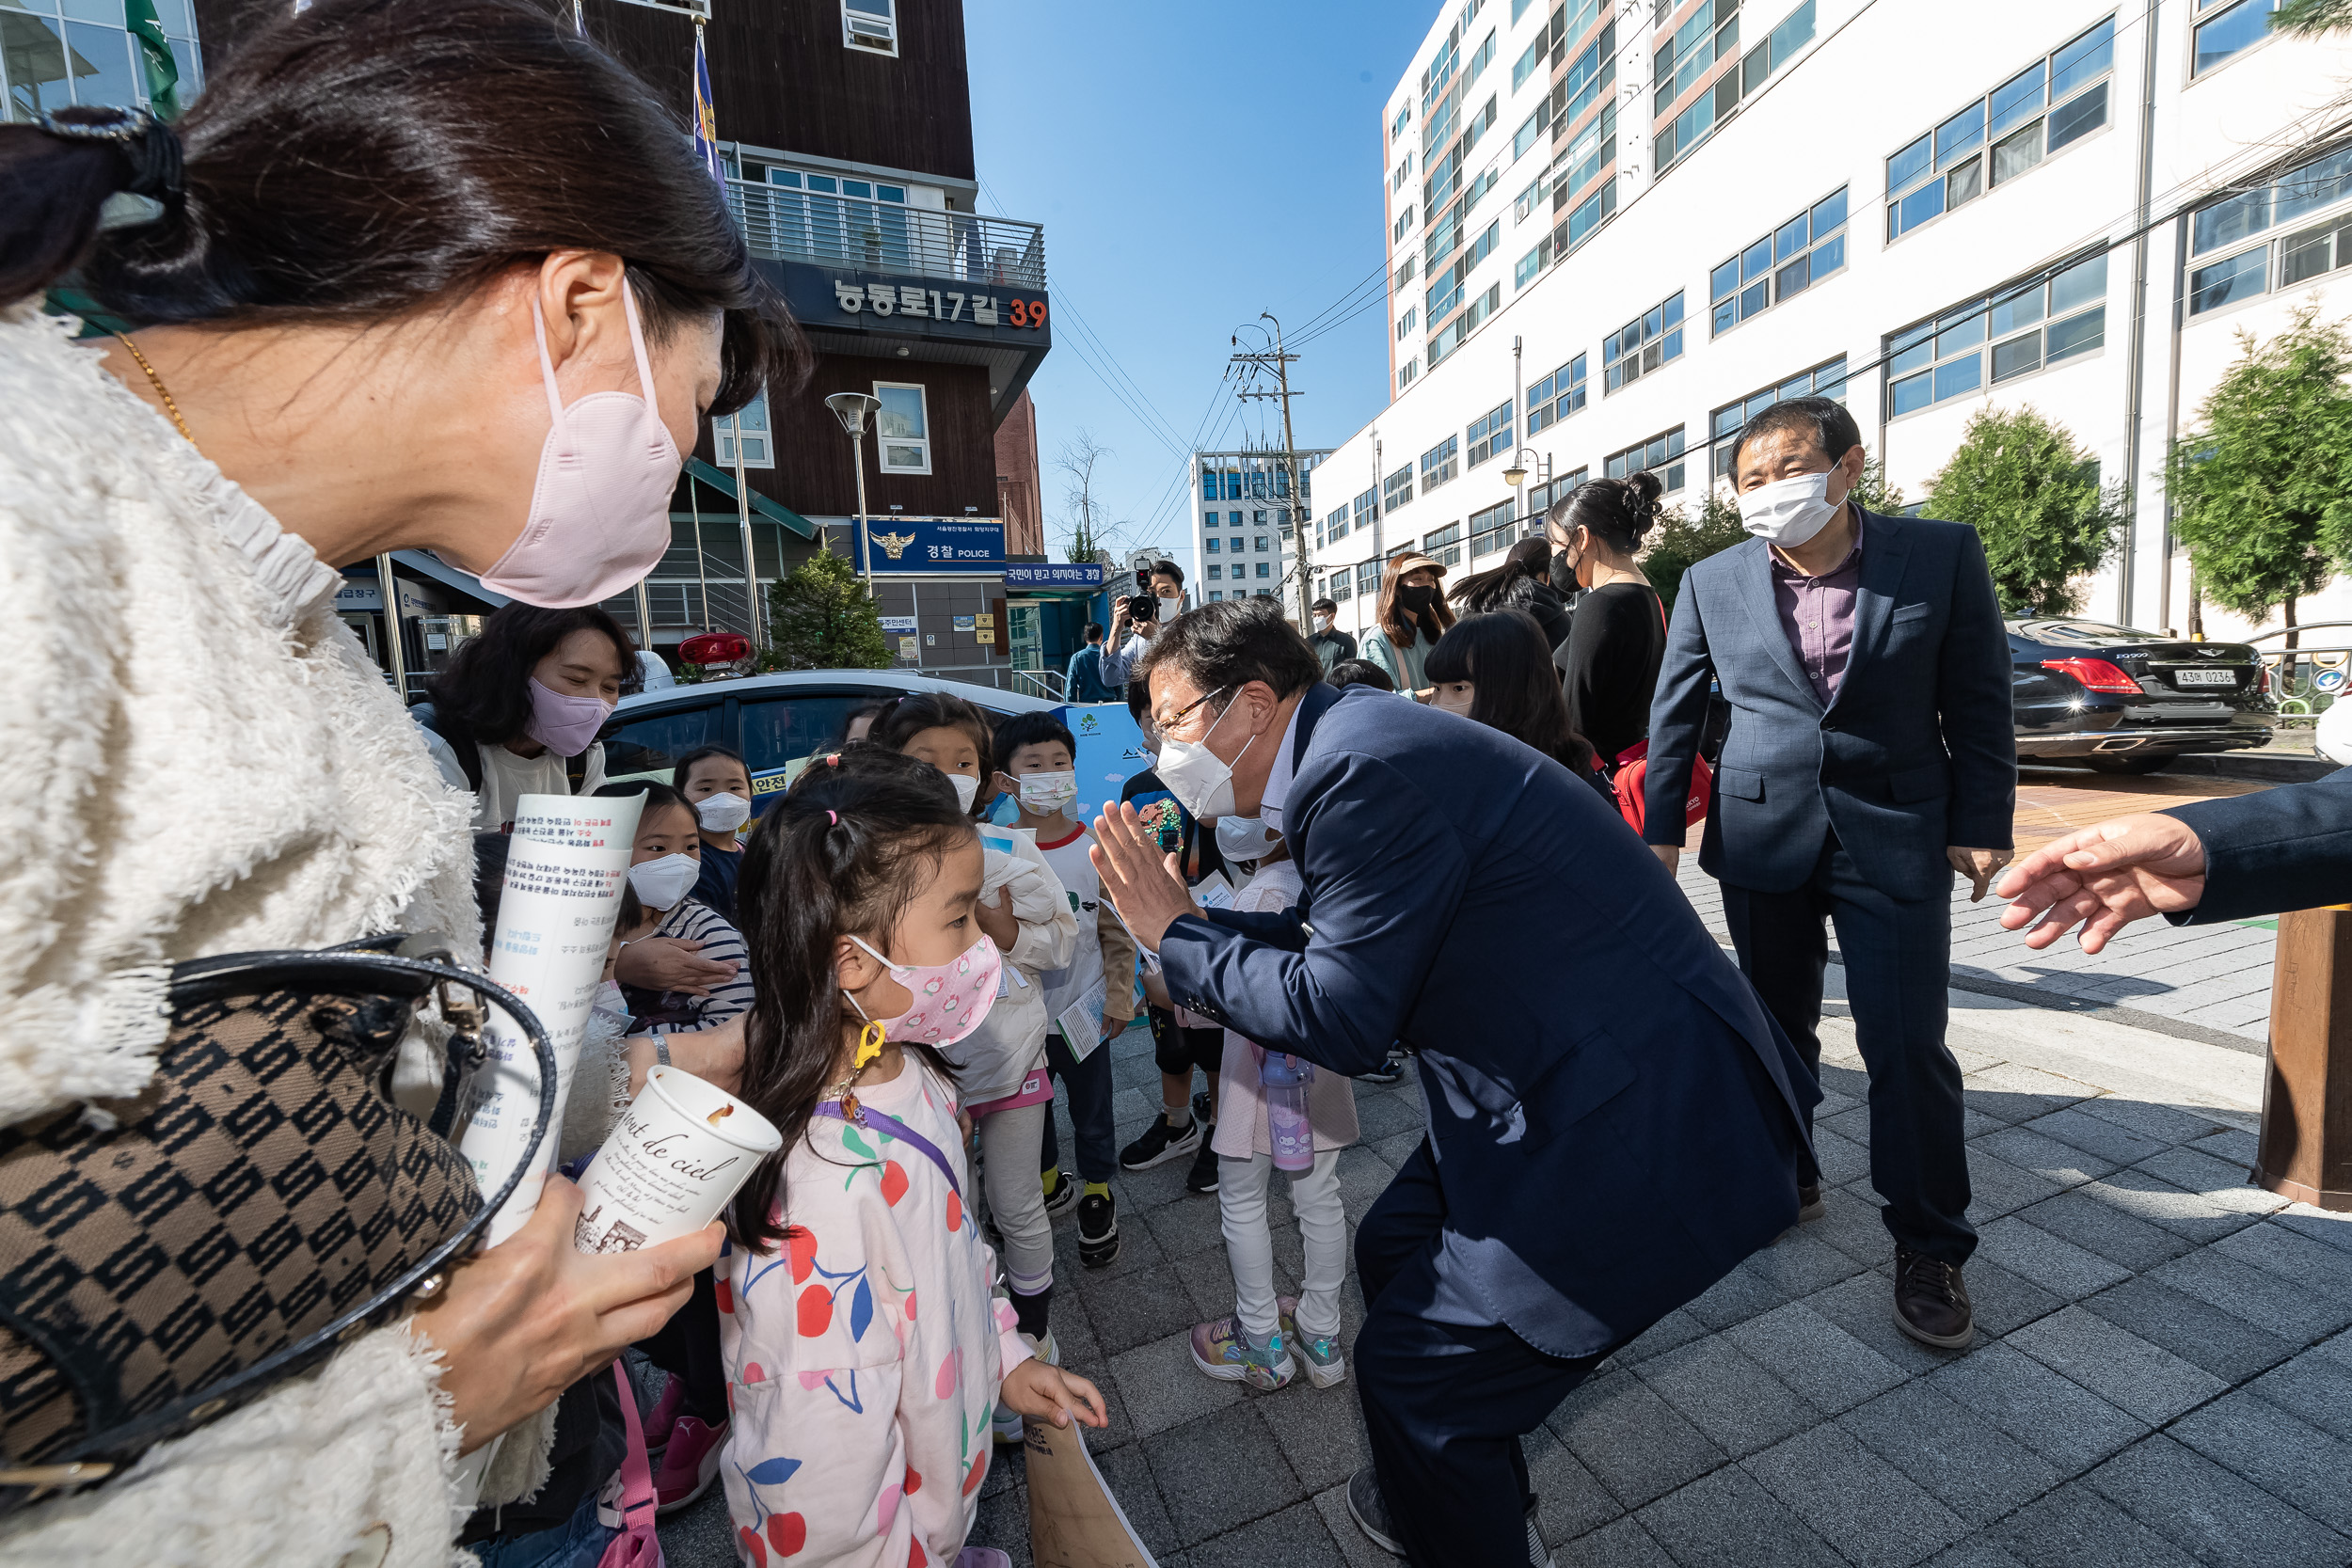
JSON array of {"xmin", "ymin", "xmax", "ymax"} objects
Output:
[
  {"xmin": 724, "ymin": 181, "xmax": 1047, "ymax": 291},
  {"xmin": 2223, "ymin": 626, "xmax": 2352, "ymax": 726},
  {"xmin": 1011, "ymin": 668, "xmax": 1067, "ymax": 703}
]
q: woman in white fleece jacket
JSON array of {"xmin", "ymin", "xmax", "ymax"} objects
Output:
[{"xmin": 0, "ymin": 1, "xmax": 800, "ymax": 1559}]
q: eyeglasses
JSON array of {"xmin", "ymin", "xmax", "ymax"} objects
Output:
[{"xmin": 1152, "ymin": 686, "xmax": 1229, "ymax": 736}]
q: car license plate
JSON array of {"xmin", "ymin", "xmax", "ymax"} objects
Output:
[{"xmin": 2173, "ymin": 668, "xmax": 2237, "ymax": 688}]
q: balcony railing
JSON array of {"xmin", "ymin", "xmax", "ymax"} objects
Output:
[{"xmin": 724, "ymin": 180, "xmax": 1047, "ymax": 291}]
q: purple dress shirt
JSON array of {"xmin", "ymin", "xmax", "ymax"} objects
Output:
[{"xmin": 1770, "ymin": 508, "xmax": 1864, "ymax": 705}]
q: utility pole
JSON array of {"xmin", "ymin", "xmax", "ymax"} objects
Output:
[{"xmin": 1232, "ymin": 313, "xmax": 1311, "ymax": 626}]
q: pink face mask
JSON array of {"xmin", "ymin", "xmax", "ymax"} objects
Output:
[
  {"xmin": 523, "ymin": 676, "xmax": 612, "ymax": 756},
  {"xmin": 844, "ymin": 933, "xmax": 1001, "ymax": 1047},
  {"xmin": 451, "ymin": 287, "xmax": 684, "ymax": 609}
]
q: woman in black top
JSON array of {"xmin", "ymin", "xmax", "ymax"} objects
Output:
[
  {"xmin": 1549, "ymin": 473, "xmax": 1668, "ymax": 774},
  {"xmin": 1447, "ymin": 536, "xmax": 1574, "ymax": 651}
]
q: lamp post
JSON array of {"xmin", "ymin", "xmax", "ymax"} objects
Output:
[
  {"xmin": 1502, "ymin": 446, "xmax": 1553, "ymax": 539},
  {"xmin": 824, "ymin": 392, "xmax": 883, "ymax": 583}
]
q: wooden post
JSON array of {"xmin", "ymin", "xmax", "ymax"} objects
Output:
[{"xmin": 2257, "ymin": 906, "xmax": 2352, "ymax": 1211}]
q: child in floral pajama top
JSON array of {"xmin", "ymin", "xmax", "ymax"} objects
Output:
[{"xmin": 716, "ymin": 749, "xmax": 1105, "ymax": 1567}]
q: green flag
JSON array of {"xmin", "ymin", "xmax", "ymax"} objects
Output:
[{"xmin": 125, "ymin": 0, "xmax": 180, "ymax": 120}]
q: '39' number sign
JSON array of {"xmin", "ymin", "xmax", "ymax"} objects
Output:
[{"xmin": 833, "ymin": 280, "xmax": 1048, "ymax": 330}]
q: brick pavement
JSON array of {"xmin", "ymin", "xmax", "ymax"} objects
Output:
[{"xmin": 663, "ymin": 990, "xmax": 2352, "ymax": 1568}]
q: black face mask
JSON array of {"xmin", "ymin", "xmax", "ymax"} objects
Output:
[
  {"xmin": 1550, "ymin": 550, "xmax": 1579, "ymax": 590},
  {"xmin": 1396, "ymin": 583, "xmax": 1438, "ymax": 616}
]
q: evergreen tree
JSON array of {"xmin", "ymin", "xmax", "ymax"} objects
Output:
[
  {"xmin": 2168, "ymin": 305, "xmax": 2352, "ymax": 649},
  {"xmin": 763, "ymin": 549, "xmax": 891, "ymax": 671},
  {"xmin": 1921, "ymin": 405, "xmax": 2123, "ymax": 615},
  {"xmin": 2275, "ymin": 0, "xmax": 2346, "ymax": 38},
  {"xmin": 1850, "ymin": 454, "xmax": 1906, "ymax": 515}
]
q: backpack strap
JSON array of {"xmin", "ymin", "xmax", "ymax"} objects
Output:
[{"xmin": 409, "ymin": 703, "xmax": 485, "ymax": 795}]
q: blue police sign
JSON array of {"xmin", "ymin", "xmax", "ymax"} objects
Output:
[
  {"xmin": 861, "ymin": 518, "xmax": 1007, "ymax": 574},
  {"xmin": 1003, "ymin": 562, "xmax": 1105, "ymax": 589}
]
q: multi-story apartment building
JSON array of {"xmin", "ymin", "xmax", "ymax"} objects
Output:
[
  {"xmin": 1191, "ymin": 448, "xmax": 1331, "ymax": 624},
  {"xmin": 1339, "ymin": 0, "xmax": 2352, "ymax": 645}
]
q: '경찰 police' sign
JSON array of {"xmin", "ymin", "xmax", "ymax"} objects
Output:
[{"xmin": 861, "ymin": 518, "xmax": 1007, "ymax": 575}]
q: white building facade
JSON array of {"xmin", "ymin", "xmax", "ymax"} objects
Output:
[
  {"xmin": 1191, "ymin": 449, "xmax": 1332, "ymax": 624},
  {"xmin": 1327, "ymin": 0, "xmax": 2352, "ymax": 645}
]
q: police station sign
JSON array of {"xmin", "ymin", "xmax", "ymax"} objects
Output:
[{"xmin": 861, "ymin": 517, "xmax": 1007, "ymax": 574}]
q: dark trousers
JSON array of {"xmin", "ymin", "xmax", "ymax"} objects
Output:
[
  {"xmin": 1147, "ymin": 1004, "xmax": 1223, "ymax": 1080},
  {"xmin": 1355, "ymin": 1141, "xmax": 1602, "ymax": 1568},
  {"xmin": 1037, "ymin": 1027, "xmax": 1118, "ymax": 1183},
  {"xmin": 1719, "ymin": 834, "xmax": 1976, "ymax": 1266},
  {"xmin": 637, "ymin": 1268, "xmax": 726, "ymax": 1424}
]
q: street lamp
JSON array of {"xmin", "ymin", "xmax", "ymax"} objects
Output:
[
  {"xmin": 824, "ymin": 392, "xmax": 882, "ymax": 582},
  {"xmin": 1501, "ymin": 447, "xmax": 1550, "ymax": 489}
]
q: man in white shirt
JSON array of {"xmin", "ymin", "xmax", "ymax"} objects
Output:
[{"xmin": 1097, "ymin": 560, "xmax": 1188, "ymax": 690}]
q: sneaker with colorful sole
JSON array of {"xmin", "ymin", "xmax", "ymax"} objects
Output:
[
  {"xmin": 1189, "ymin": 1315, "xmax": 1295, "ymax": 1390},
  {"xmin": 1278, "ymin": 1296, "xmax": 1347, "ymax": 1388}
]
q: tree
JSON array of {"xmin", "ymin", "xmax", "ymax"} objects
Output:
[
  {"xmin": 1920, "ymin": 405, "xmax": 2123, "ymax": 615},
  {"xmin": 1644, "ymin": 491, "xmax": 1748, "ymax": 615},
  {"xmin": 2168, "ymin": 305, "xmax": 2352, "ymax": 649},
  {"xmin": 761, "ymin": 549, "xmax": 891, "ymax": 671},
  {"xmin": 2275, "ymin": 0, "xmax": 2346, "ymax": 38},
  {"xmin": 1057, "ymin": 431, "xmax": 1114, "ymax": 564},
  {"xmin": 1850, "ymin": 453, "xmax": 1906, "ymax": 515}
]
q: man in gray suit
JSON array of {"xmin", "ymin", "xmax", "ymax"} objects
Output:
[{"xmin": 1645, "ymin": 397, "xmax": 2016, "ymax": 1349}]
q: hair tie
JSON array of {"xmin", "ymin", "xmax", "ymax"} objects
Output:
[
  {"xmin": 824, "ymin": 752, "xmax": 842, "ymax": 768},
  {"xmin": 827, "ymin": 810, "xmax": 839, "ymax": 825},
  {"xmin": 37, "ymin": 107, "xmax": 183, "ymax": 200}
]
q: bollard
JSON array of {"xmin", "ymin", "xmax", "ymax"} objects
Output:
[{"xmin": 2257, "ymin": 905, "xmax": 2352, "ymax": 1211}]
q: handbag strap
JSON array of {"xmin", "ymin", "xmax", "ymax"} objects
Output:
[
  {"xmin": 814, "ymin": 1101, "xmax": 960, "ymax": 1199},
  {"xmin": 597, "ymin": 1363, "xmax": 661, "ymax": 1568}
]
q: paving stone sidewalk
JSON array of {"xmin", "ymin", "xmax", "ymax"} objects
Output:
[
  {"xmin": 1673, "ymin": 860, "xmax": 2280, "ymax": 1049},
  {"xmin": 665, "ymin": 983, "xmax": 2352, "ymax": 1568}
]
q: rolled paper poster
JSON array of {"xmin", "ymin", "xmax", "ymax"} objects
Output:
[
  {"xmin": 457, "ymin": 790, "xmax": 644, "ymax": 1246},
  {"xmin": 574, "ymin": 1066, "xmax": 783, "ymax": 1253}
]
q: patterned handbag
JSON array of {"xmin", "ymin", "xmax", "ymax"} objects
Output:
[{"xmin": 0, "ymin": 934, "xmax": 555, "ymax": 1512}]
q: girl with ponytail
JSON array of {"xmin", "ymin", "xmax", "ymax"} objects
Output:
[
  {"xmin": 719, "ymin": 749, "xmax": 1104, "ymax": 1568},
  {"xmin": 1547, "ymin": 472, "xmax": 1672, "ymax": 771},
  {"xmin": 0, "ymin": 0, "xmax": 802, "ymax": 1556}
]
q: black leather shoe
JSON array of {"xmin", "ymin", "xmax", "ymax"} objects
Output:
[
  {"xmin": 1345, "ymin": 1465, "xmax": 1405, "ymax": 1557},
  {"xmin": 1797, "ymin": 1182, "xmax": 1826, "ymax": 1221},
  {"xmin": 1893, "ymin": 1246, "xmax": 1975, "ymax": 1349}
]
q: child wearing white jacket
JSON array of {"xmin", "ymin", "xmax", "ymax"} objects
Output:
[{"xmin": 868, "ymin": 697, "xmax": 1077, "ymax": 1426}]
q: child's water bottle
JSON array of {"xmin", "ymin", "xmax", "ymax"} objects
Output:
[{"xmin": 1262, "ymin": 1051, "xmax": 1315, "ymax": 1172}]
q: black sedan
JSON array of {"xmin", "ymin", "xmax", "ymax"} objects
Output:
[{"xmin": 2010, "ymin": 619, "xmax": 2272, "ymax": 774}]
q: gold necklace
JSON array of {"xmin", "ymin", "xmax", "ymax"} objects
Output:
[{"xmin": 114, "ymin": 332, "xmax": 197, "ymax": 451}]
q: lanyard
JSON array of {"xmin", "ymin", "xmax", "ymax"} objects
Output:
[{"xmin": 813, "ymin": 1100, "xmax": 961, "ymax": 1198}]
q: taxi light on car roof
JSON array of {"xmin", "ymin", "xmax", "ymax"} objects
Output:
[{"xmin": 2042, "ymin": 657, "xmax": 2143, "ymax": 695}]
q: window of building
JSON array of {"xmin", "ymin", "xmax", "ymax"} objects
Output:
[
  {"xmin": 1398, "ymin": 306, "xmax": 1420, "ymax": 340},
  {"xmin": 714, "ymin": 388, "xmax": 774, "ymax": 469},
  {"xmin": 1470, "ymin": 499, "xmax": 1519, "ymax": 558},
  {"xmin": 2186, "ymin": 144, "xmax": 2352, "ymax": 315},
  {"xmin": 1513, "ymin": 98, "xmax": 1551, "ymax": 161},
  {"xmin": 1653, "ymin": 0, "xmax": 1739, "ymax": 125},
  {"xmin": 1708, "ymin": 356, "xmax": 1848, "ymax": 478},
  {"xmin": 1524, "ymin": 465, "xmax": 1589, "ymax": 521},
  {"xmin": 1255, "ymin": 510, "xmax": 1268, "ymax": 524},
  {"xmin": 1467, "ymin": 400, "xmax": 1514, "ymax": 467},
  {"xmin": 1886, "ymin": 252, "xmax": 2107, "ymax": 418},
  {"xmin": 1561, "ymin": 174, "xmax": 1619, "ymax": 255},
  {"xmin": 1206, "ymin": 563, "xmax": 1222, "ymax": 581},
  {"xmin": 1330, "ymin": 567, "xmax": 1352, "ymax": 602},
  {"xmin": 1398, "ymin": 357, "xmax": 1420, "ymax": 392},
  {"xmin": 1204, "ymin": 536, "xmax": 1220, "ymax": 554},
  {"xmin": 873, "ymin": 382, "xmax": 930, "ymax": 473},
  {"xmin": 1421, "ymin": 436, "xmax": 1461, "ymax": 495},
  {"xmin": 1426, "ymin": 219, "xmax": 1500, "ymax": 325},
  {"xmin": 1423, "ymin": 522, "xmax": 1465, "ymax": 569},
  {"xmin": 1384, "ymin": 465, "xmax": 1416, "ymax": 513},
  {"xmin": 1513, "ymin": 34, "xmax": 1546, "ymax": 91},
  {"xmin": 1395, "ymin": 204, "xmax": 1416, "ymax": 242},
  {"xmin": 1708, "ymin": 188, "xmax": 1847, "ymax": 336},
  {"xmin": 1256, "ymin": 561, "xmax": 1273, "ymax": 578},
  {"xmin": 1516, "ymin": 236, "xmax": 1553, "ymax": 289},
  {"xmin": 1393, "ymin": 100, "xmax": 1412, "ymax": 141},
  {"xmin": 1559, "ymin": 23, "xmax": 1617, "ymax": 135},
  {"xmin": 1527, "ymin": 354, "xmax": 1588, "ymax": 434},
  {"xmin": 1607, "ymin": 427, "xmax": 1688, "ymax": 491},
  {"xmin": 841, "ymin": 0, "xmax": 898, "ymax": 55},
  {"xmin": 1650, "ymin": 0, "xmax": 1809, "ymax": 169},
  {"xmin": 1357, "ymin": 561, "xmax": 1382, "ymax": 598},
  {"xmin": 1561, "ymin": 100, "xmax": 1616, "ymax": 210},
  {"xmin": 1603, "ymin": 291, "xmax": 1685, "ymax": 393},
  {"xmin": 3, "ymin": 0, "xmax": 203, "ymax": 117},
  {"xmin": 2194, "ymin": 0, "xmax": 2280, "ymax": 76},
  {"xmin": 1887, "ymin": 18, "xmax": 2112, "ymax": 243},
  {"xmin": 1354, "ymin": 488, "xmax": 1379, "ymax": 535},
  {"xmin": 1231, "ymin": 534, "xmax": 1246, "ymax": 553},
  {"xmin": 1428, "ymin": 284, "xmax": 1501, "ymax": 366},
  {"xmin": 1256, "ymin": 534, "xmax": 1271, "ymax": 552},
  {"xmin": 1209, "ymin": 591, "xmax": 1226, "ymax": 602},
  {"xmin": 1395, "ymin": 254, "xmax": 1418, "ymax": 291}
]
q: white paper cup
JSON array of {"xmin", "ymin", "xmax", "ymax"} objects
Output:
[{"xmin": 572, "ymin": 1066, "xmax": 783, "ymax": 1254}]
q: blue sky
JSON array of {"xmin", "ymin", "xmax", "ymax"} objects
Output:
[{"xmin": 966, "ymin": 0, "xmax": 1435, "ymax": 570}]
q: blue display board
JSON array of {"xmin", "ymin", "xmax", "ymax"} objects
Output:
[
  {"xmin": 858, "ymin": 517, "xmax": 1006, "ymax": 574},
  {"xmin": 983, "ymin": 702, "xmax": 1152, "ymax": 827}
]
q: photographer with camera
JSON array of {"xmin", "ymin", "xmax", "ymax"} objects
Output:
[{"xmin": 1098, "ymin": 559, "xmax": 1189, "ymax": 689}]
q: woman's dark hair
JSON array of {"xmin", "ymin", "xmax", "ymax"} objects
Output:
[
  {"xmin": 591, "ymin": 778, "xmax": 695, "ymax": 832},
  {"xmin": 673, "ymin": 745, "xmax": 750, "ymax": 791},
  {"xmin": 728, "ymin": 752, "xmax": 976, "ymax": 1246},
  {"xmin": 1326, "ymin": 658, "xmax": 1396, "ymax": 693},
  {"xmin": 423, "ymin": 603, "xmax": 638, "ymax": 749},
  {"xmin": 1375, "ymin": 555, "xmax": 1455, "ymax": 649},
  {"xmin": 868, "ymin": 691, "xmax": 995, "ymax": 817},
  {"xmin": 1550, "ymin": 473, "xmax": 1664, "ymax": 558},
  {"xmin": 1425, "ymin": 610, "xmax": 1597, "ymax": 776},
  {"xmin": 615, "ymin": 879, "xmax": 646, "ymax": 935},
  {"xmin": 1449, "ymin": 537, "xmax": 1553, "ymax": 614},
  {"xmin": 0, "ymin": 0, "xmax": 804, "ymax": 412}
]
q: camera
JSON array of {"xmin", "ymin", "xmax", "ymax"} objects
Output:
[{"xmin": 1125, "ymin": 593, "xmax": 1155, "ymax": 621}]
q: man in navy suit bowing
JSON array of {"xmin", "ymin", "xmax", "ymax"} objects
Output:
[
  {"xmin": 1645, "ymin": 396, "xmax": 2017, "ymax": 1353},
  {"xmin": 1089, "ymin": 599, "xmax": 1814, "ymax": 1568}
]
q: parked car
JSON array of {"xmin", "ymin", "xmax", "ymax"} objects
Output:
[
  {"xmin": 603, "ymin": 670, "xmax": 1066, "ymax": 810},
  {"xmin": 2009, "ymin": 619, "xmax": 2272, "ymax": 774}
]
